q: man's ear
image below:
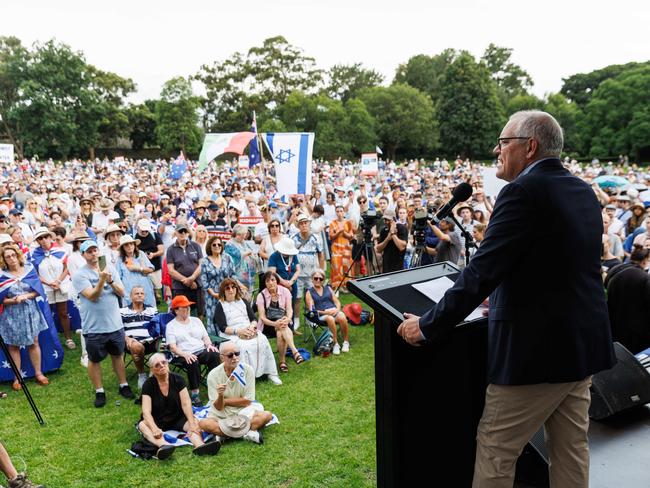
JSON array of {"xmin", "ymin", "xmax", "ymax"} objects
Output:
[{"xmin": 526, "ymin": 138, "xmax": 539, "ymax": 159}]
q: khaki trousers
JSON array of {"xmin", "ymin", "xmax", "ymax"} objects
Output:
[{"xmin": 473, "ymin": 376, "xmax": 592, "ymax": 488}]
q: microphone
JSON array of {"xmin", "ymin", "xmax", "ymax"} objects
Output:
[{"xmin": 432, "ymin": 182, "xmax": 473, "ymax": 223}]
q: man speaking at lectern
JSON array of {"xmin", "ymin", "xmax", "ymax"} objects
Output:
[{"xmin": 398, "ymin": 111, "xmax": 615, "ymax": 488}]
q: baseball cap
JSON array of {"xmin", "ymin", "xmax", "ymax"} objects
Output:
[
  {"xmin": 176, "ymin": 223, "xmax": 189, "ymax": 233},
  {"xmin": 80, "ymin": 240, "xmax": 98, "ymax": 253}
]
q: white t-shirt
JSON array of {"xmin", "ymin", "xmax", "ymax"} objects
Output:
[{"xmin": 165, "ymin": 317, "xmax": 209, "ymax": 355}]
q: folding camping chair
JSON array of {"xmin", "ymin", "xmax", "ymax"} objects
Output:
[{"xmin": 123, "ymin": 312, "xmax": 174, "ymax": 379}]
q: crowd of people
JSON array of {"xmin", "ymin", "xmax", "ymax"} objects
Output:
[{"xmin": 1, "ymin": 147, "xmax": 650, "ymax": 471}]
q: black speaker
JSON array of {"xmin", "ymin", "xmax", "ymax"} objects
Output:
[{"xmin": 589, "ymin": 342, "xmax": 650, "ymax": 420}]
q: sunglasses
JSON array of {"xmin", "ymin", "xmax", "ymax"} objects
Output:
[
  {"xmin": 313, "ymin": 276, "xmax": 324, "ymax": 281},
  {"xmin": 269, "ymin": 224, "xmax": 280, "ymax": 228},
  {"xmin": 221, "ymin": 351, "xmax": 241, "ymax": 359},
  {"xmin": 152, "ymin": 360, "xmax": 168, "ymax": 369},
  {"xmin": 224, "ymin": 284, "xmax": 237, "ymax": 290},
  {"xmin": 212, "ymin": 243, "xmax": 222, "ymax": 247},
  {"xmin": 178, "ymin": 229, "xmax": 189, "ymax": 234}
]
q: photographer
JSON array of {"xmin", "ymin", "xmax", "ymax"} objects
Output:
[
  {"xmin": 427, "ymin": 217, "xmax": 461, "ymax": 264},
  {"xmin": 353, "ymin": 196, "xmax": 376, "ymax": 276},
  {"xmin": 375, "ymin": 210, "xmax": 407, "ymax": 273}
]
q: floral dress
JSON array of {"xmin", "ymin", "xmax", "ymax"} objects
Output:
[
  {"xmin": 199, "ymin": 254, "xmax": 236, "ymax": 335},
  {"xmin": 0, "ymin": 280, "xmax": 48, "ymax": 346}
]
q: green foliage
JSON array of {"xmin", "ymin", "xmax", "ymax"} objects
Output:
[
  {"xmin": 505, "ymin": 94, "xmax": 544, "ymax": 114},
  {"xmin": 0, "ymin": 36, "xmax": 30, "ymax": 158},
  {"xmin": 437, "ymin": 52, "xmax": 504, "ymax": 158},
  {"xmin": 358, "ymin": 84, "xmax": 437, "ymax": 160},
  {"xmin": 195, "ymin": 36, "xmax": 322, "ymax": 133},
  {"xmin": 0, "ymin": 294, "xmax": 376, "ymax": 487},
  {"xmin": 577, "ymin": 65, "xmax": 650, "ymax": 159},
  {"xmin": 543, "ymin": 93, "xmax": 581, "ymax": 153},
  {"xmin": 155, "ymin": 77, "xmax": 203, "ymax": 155},
  {"xmin": 326, "ymin": 63, "xmax": 384, "ymax": 102},
  {"xmin": 127, "ymin": 100, "xmax": 157, "ymax": 151},
  {"xmin": 481, "ymin": 43, "xmax": 533, "ymax": 104},
  {"xmin": 393, "ymin": 50, "xmax": 456, "ymax": 106}
]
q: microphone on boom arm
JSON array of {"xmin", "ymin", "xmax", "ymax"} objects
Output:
[{"xmin": 431, "ymin": 182, "xmax": 473, "ymax": 224}]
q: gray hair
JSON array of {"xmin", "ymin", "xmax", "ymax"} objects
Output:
[
  {"xmin": 232, "ymin": 224, "xmax": 247, "ymax": 237},
  {"xmin": 507, "ymin": 110, "xmax": 564, "ymax": 157},
  {"xmin": 148, "ymin": 352, "xmax": 167, "ymax": 369},
  {"xmin": 311, "ymin": 268, "xmax": 326, "ymax": 278}
]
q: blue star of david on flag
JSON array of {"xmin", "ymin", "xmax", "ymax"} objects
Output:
[
  {"xmin": 263, "ymin": 132, "xmax": 314, "ymax": 197},
  {"xmin": 277, "ymin": 148, "xmax": 295, "ymax": 164}
]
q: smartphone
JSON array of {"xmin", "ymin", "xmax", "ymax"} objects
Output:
[{"xmin": 98, "ymin": 255, "xmax": 106, "ymax": 271}]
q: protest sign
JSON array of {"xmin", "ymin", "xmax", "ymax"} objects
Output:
[
  {"xmin": 238, "ymin": 155, "xmax": 250, "ymax": 169},
  {"xmin": 0, "ymin": 144, "xmax": 14, "ymax": 163},
  {"xmin": 481, "ymin": 166, "xmax": 508, "ymax": 198},
  {"xmin": 239, "ymin": 216, "xmax": 263, "ymax": 225},
  {"xmin": 361, "ymin": 153, "xmax": 378, "ymax": 176}
]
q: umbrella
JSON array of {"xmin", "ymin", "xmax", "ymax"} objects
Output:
[{"xmin": 594, "ymin": 175, "xmax": 629, "ymax": 188}]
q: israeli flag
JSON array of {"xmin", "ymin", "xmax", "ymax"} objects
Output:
[
  {"xmin": 263, "ymin": 132, "xmax": 314, "ymax": 197},
  {"xmin": 230, "ymin": 363, "xmax": 247, "ymax": 386}
]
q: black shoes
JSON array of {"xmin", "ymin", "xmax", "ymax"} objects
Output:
[
  {"xmin": 155, "ymin": 445, "xmax": 176, "ymax": 461},
  {"xmin": 119, "ymin": 385, "xmax": 135, "ymax": 399},
  {"xmin": 94, "ymin": 392, "xmax": 106, "ymax": 408},
  {"xmin": 192, "ymin": 440, "xmax": 221, "ymax": 456}
]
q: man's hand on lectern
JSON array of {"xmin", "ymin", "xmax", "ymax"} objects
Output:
[{"xmin": 397, "ymin": 313, "xmax": 425, "ymax": 346}]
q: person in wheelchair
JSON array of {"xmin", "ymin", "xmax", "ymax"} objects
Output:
[
  {"xmin": 165, "ymin": 295, "xmax": 220, "ymax": 406},
  {"xmin": 304, "ymin": 268, "xmax": 350, "ymax": 356},
  {"xmin": 121, "ymin": 286, "xmax": 160, "ymax": 389}
]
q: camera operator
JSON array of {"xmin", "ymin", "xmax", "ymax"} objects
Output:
[
  {"xmin": 427, "ymin": 217, "xmax": 461, "ymax": 264},
  {"xmin": 353, "ymin": 196, "xmax": 377, "ymax": 276},
  {"xmin": 375, "ymin": 210, "xmax": 407, "ymax": 273}
]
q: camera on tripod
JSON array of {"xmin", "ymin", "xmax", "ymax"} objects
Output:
[{"xmin": 360, "ymin": 210, "xmax": 379, "ymax": 242}]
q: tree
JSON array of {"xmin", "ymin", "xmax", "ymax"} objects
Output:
[
  {"xmin": 155, "ymin": 77, "xmax": 203, "ymax": 155},
  {"xmin": 481, "ymin": 44, "xmax": 533, "ymax": 103},
  {"xmin": 577, "ymin": 66, "xmax": 650, "ymax": 160},
  {"xmin": 0, "ymin": 36, "xmax": 30, "ymax": 158},
  {"xmin": 506, "ymin": 93, "xmax": 544, "ymax": 114},
  {"xmin": 437, "ymin": 52, "xmax": 503, "ymax": 158},
  {"xmin": 543, "ymin": 93, "xmax": 581, "ymax": 154},
  {"xmin": 393, "ymin": 50, "xmax": 456, "ymax": 105},
  {"xmin": 358, "ymin": 84, "xmax": 437, "ymax": 160},
  {"xmin": 326, "ymin": 63, "xmax": 384, "ymax": 102},
  {"xmin": 195, "ymin": 36, "xmax": 322, "ymax": 132},
  {"xmin": 561, "ymin": 61, "xmax": 649, "ymax": 108},
  {"xmin": 127, "ymin": 100, "xmax": 157, "ymax": 150}
]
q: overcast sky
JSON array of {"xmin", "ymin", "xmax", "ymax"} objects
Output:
[{"xmin": 4, "ymin": 0, "xmax": 650, "ymax": 103}]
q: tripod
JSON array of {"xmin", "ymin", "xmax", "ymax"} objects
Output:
[
  {"xmin": 335, "ymin": 233, "xmax": 379, "ymax": 293},
  {"xmin": 409, "ymin": 226, "xmax": 431, "ymax": 269},
  {"xmin": 0, "ymin": 336, "xmax": 45, "ymax": 425},
  {"xmin": 447, "ymin": 213, "xmax": 475, "ymax": 267}
]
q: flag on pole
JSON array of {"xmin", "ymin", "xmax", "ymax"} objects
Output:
[
  {"xmin": 249, "ymin": 112, "xmax": 261, "ymax": 167},
  {"xmin": 197, "ymin": 132, "xmax": 257, "ymax": 173},
  {"xmin": 170, "ymin": 151, "xmax": 187, "ymax": 180},
  {"xmin": 229, "ymin": 363, "xmax": 247, "ymax": 386},
  {"xmin": 263, "ymin": 132, "xmax": 314, "ymax": 197},
  {"xmin": 376, "ymin": 145, "xmax": 383, "ymax": 155}
]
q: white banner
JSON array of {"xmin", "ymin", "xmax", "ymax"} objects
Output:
[
  {"xmin": 481, "ymin": 166, "xmax": 508, "ymax": 198},
  {"xmin": 360, "ymin": 153, "xmax": 378, "ymax": 176},
  {"xmin": 0, "ymin": 144, "xmax": 14, "ymax": 163}
]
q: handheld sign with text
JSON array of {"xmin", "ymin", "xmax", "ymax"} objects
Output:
[
  {"xmin": 361, "ymin": 153, "xmax": 378, "ymax": 176},
  {"xmin": 0, "ymin": 144, "xmax": 14, "ymax": 164}
]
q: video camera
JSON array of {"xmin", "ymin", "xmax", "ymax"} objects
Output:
[
  {"xmin": 412, "ymin": 206, "xmax": 437, "ymax": 246},
  {"xmin": 360, "ymin": 210, "xmax": 379, "ymax": 242}
]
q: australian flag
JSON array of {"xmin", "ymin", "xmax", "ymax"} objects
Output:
[
  {"xmin": 170, "ymin": 151, "xmax": 187, "ymax": 180},
  {"xmin": 248, "ymin": 112, "xmax": 261, "ymax": 167}
]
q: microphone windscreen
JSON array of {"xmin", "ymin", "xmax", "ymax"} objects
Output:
[{"xmin": 452, "ymin": 182, "xmax": 473, "ymax": 202}]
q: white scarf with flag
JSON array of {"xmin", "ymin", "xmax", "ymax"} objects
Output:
[{"xmin": 262, "ymin": 132, "xmax": 314, "ymax": 197}]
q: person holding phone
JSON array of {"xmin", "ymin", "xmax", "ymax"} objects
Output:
[{"xmin": 72, "ymin": 240, "xmax": 135, "ymax": 408}]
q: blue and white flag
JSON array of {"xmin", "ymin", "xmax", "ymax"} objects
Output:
[
  {"xmin": 170, "ymin": 151, "xmax": 187, "ymax": 180},
  {"xmin": 263, "ymin": 132, "xmax": 314, "ymax": 197},
  {"xmin": 248, "ymin": 112, "xmax": 261, "ymax": 167},
  {"xmin": 230, "ymin": 363, "xmax": 247, "ymax": 386}
]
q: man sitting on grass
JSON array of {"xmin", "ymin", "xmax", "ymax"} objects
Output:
[
  {"xmin": 199, "ymin": 341, "xmax": 273, "ymax": 445},
  {"xmin": 120, "ymin": 286, "xmax": 159, "ymax": 389}
]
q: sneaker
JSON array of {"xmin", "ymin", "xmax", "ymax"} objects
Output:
[
  {"xmin": 243, "ymin": 429, "xmax": 263, "ymax": 444},
  {"xmin": 137, "ymin": 374, "xmax": 147, "ymax": 390},
  {"xmin": 193, "ymin": 439, "xmax": 221, "ymax": 456},
  {"xmin": 332, "ymin": 343, "xmax": 341, "ymax": 355},
  {"xmin": 155, "ymin": 444, "xmax": 175, "ymax": 461},
  {"xmin": 119, "ymin": 385, "xmax": 135, "ymax": 399},
  {"xmin": 80, "ymin": 355, "xmax": 89, "ymax": 368},
  {"xmin": 8, "ymin": 473, "xmax": 44, "ymax": 488},
  {"xmin": 94, "ymin": 392, "xmax": 106, "ymax": 408},
  {"xmin": 268, "ymin": 375, "xmax": 282, "ymax": 386},
  {"xmin": 341, "ymin": 341, "xmax": 350, "ymax": 353}
]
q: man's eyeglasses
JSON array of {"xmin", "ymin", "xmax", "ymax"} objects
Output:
[
  {"xmin": 221, "ymin": 351, "xmax": 241, "ymax": 359},
  {"xmin": 496, "ymin": 137, "xmax": 530, "ymax": 151},
  {"xmin": 178, "ymin": 229, "xmax": 189, "ymax": 234}
]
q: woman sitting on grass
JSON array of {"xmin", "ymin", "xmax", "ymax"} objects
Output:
[{"xmin": 138, "ymin": 353, "xmax": 221, "ymax": 460}]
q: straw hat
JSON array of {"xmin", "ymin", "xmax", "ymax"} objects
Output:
[
  {"xmin": 33, "ymin": 227, "xmax": 54, "ymax": 241},
  {"xmin": 118, "ymin": 234, "xmax": 141, "ymax": 248},
  {"xmin": 275, "ymin": 237, "xmax": 299, "ymax": 256}
]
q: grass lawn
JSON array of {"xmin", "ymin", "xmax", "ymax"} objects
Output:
[{"xmin": 0, "ymin": 293, "xmax": 376, "ymax": 487}]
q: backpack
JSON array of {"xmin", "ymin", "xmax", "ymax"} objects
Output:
[
  {"xmin": 313, "ymin": 329, "xmax": 334, "ymax": 356},
  {"xmin": 359, "ymin": 310, "xmax": 374, "ymax": 325},
  {"xmin": 128, "ymin": 439, "xmax": 159, "ymax": 460}
]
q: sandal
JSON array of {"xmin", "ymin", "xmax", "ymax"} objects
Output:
[
  {"xmin": 0, "ymin": 391, "xmax": 7, "ymax": 399},
  {"xmin": 292, "ymin": 352, "xmax": 304, "ymax": 364},
  {"xmin": 12, "ymin": 380, "xmax": 21, "ymax": 391},
  {"xmin": 279, "ymin": 362, "xmax": 288, "ymax": 372},
  {"xmin": 65, "ymin": 338, "xmax": 76, "ymax": 349},
  {"xmin": 35, "ymin": 374, "xmax": 49, "ymax": 386}
]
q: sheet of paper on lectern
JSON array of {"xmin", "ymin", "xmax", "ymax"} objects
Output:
[{"xmin": 412, "ymin": 276, "xmax": 485, "ymax": 322}]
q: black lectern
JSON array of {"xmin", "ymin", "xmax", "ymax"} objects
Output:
[
  {"xmin": 349, "ymin": 263, "xmax": 549, "ymax": 488},
  {"xmin": 349, "ymin": 263, "xmax": 488, "ymax": 487}
]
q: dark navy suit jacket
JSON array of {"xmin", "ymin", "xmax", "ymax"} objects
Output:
[{"xmin": 419, "ymin": 158, "xmax": 616, "ymax": 385}]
